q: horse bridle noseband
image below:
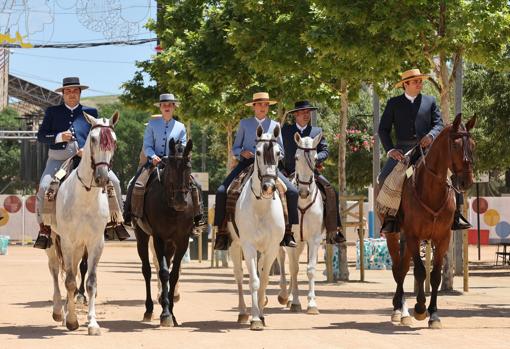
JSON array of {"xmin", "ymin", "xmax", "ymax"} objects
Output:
[{"xmin": 77, "ymin": 124, "xmax": 116, "ymax": 191}]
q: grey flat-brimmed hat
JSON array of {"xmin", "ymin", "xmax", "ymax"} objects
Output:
[
  {"xmin": 55, "ymin": 77, "xmax": 89, "ymax": 93},
  {"xmin": 154, "ymin": 93, "xmax": 179, "ymax": 106}
]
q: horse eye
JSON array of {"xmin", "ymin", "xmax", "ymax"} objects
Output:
[
  {"xmin": 256, "ymin": 150, "xmax": 261, "ymax": 156},
  {"xmin": 276, "ymin": 151, "xmax": 281, "ymax": 157}
]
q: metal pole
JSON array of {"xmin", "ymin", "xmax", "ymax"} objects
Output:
[
  {"xmin": 476, "ymin": 182, "xmax": 481, "ymax": 261},
  {"xmin": 359, "ymin": 199, "xmax": 365, "ymax": 282}
]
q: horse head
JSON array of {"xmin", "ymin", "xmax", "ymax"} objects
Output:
[
  {"xmin": 83, "ymin": 111, "xmax": 119, "ymax": 187},
  {"xmin": 162, "ymin": 138, "xmax": 193, "ymax": 211},
  {"xmin": 449, "ymin": 113, "xmax": 476, "ymax": 191},
  {"xmin": 254, "ymin": 124, "xmax": 281, "ymax": 199},
  {"xmin": 294, "ymin": 131, "xmax": 322, "ymax": 199}
]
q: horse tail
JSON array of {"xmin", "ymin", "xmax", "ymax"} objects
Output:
[{"xmin": 54, "ymin": 235, "xmax": 65, "ymax": 275}]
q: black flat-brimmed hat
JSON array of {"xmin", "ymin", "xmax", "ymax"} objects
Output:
[
  {"xmin": 154, "ymin": 93, "xmax": 179, "ymax": 106},
  {"xmin": 287, "ymin": 100, "xmax": 318, "ymax": 114},
  {"xmin": 55, "ymin": 77, "xmax": 89, "ymax": 93}
]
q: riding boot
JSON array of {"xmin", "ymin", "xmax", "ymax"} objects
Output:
[
  {"xmin": 33, "ymin": 223, "xmax": 52, "ymax": 249},
  {"xmin": 326, "ymin": 227, "xmax": 346, "ymax": 244},
  {"xmin": 114, "ymin": 224, "xmax": 130, "ymax": 241},
  {"xmin": 280, "ymin": 225, "xmax": 297, "ymax": 247},
  {"xmin": 381, "ymin": 215, "xmax": 398, "ymax": 235},
  {"xmin": 214, "ymin": 220, "xmax": 231, "ymax": 250},
  {"xmin": 452, "ymin": 208, "xmax": 472, "ymax": 230}
]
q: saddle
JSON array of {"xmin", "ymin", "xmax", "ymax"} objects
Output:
[
  {"xmin": 225, "ymin": 164, "xmax": 288, "ymax": 225},
  {"xmin": 42, "ymin": 157, "xmax": 122, "ymax": 226}
]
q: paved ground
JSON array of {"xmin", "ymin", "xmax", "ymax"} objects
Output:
[{"xmin": 0, "ymin": 243, "xmax": 509, "ymax": 349}]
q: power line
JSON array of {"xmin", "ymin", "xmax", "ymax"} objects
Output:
[
  {"xmin": 25, "ymin": 5, "xmax": 153, "ymax": 15},
  {"xmin": 11, "ymin": 51, "xmax": 138, "ymax": 64},
  {"xmin": 1, "ymin": 37, "xmax": 157, "ymax": 49}
]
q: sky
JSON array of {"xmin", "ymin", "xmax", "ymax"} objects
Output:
[{"xmin": 3, "ymin": 0, "xmax": 157, "ymax": 97}]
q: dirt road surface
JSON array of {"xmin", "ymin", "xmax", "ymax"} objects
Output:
[{"xmin": 1, "ymin": 243, "xmax": 509, "ymax": 349}]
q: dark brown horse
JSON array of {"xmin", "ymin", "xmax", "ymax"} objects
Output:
[
  {"xmin": 133, "ymin": 138, "xmax": 194, "ymax": 327},
  {"xmin": 386, "ymin": 113, "xmax": 476, "ymax": 329}
]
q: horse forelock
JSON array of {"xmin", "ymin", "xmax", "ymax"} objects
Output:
[
  {"xmin": 99, "ymin": 127, "xmax": 116, "ymax": 151},
  {"xmin": 300, "ymin": 136, "xmax": 314, "ymax": 149}
]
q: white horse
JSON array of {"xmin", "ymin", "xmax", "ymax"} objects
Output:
[
  {"xmin": 48, "ymin": 112, "xmax": 119, "ymax": 335},
  {"xmin": 229, "ymin": 125, "xmax": 285, "ymax": 331},
  {"xmin": 277, "ymin": 132, "xmax": 324, "ymax": 315}
]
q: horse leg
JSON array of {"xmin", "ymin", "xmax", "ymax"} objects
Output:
[
  {"xmin": 386, "ymin": 233, "xmax": 403, "ymax": 322},
  {"xmin": 412, "ymin": 241, "xmax": 428, "ymax": 321},
  {"xmin": 62, "ymin": 244, "xmax": 80, "ymax": 331},
  {"xmin": 85, "ymin": 240, "xmax": 104, "ymax": 336},
  {"xmin": 153, "ymin": 236, "xmax": 171, "ymax": 327},
  {"xmin": 392, "ymin": 236, "xmax": 414, "ymax": 326},
  {"xmin": 230, "ymin": 240, "xmax": 248, "ymax": 323},
  {"xmin": 288, "ymin": 243, "xmax": 304, "ymax": 313},
  {"xmin": 428, "ymin": 237, "xmax": 449, "ymax": 329},
  {"xmin": 257, "ymin": 246, "xmax": 279, "ymax": 327},
  {"xmin": 76, "ymin": 250, "xmax": 88, "ymax": 305},
  {"xmin": 276, "ymin": 246, "xmax": 289, "ymax": 306},
  {"xmin": 149, "ymin": 236, "xmax": 162, "ymax": 303},
  {"xmin": 135, "ymin": 226, "xmax": 153, "ymax": 322},
  {"xmin": 46, "ymin": 243, "xmax": 63, "ymax": 322},
  {"xmin": 167, "ymin": 240, "xmax": 188, "ymax": 327},
  {"xmin": 243, "ymin": 244, "xmax": 263, "ymax": 331},
  {"xmin": 306, "ymin": 237, "xmax": 321, "ymax": 315}
]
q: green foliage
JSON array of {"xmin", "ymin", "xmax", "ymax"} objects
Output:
[{"xmin": 0, "ymin": 108, "xmax": 23, "ymax": 193}]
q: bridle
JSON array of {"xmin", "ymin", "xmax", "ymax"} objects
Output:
[
  {"xmin": 449, "ymin": 128, "xmax": 473, "ymax": 189},
  {"xmin": 252, "ymin": 139, "xmax": 279, "ymax": 200},
  {"xmin": 295, "ymin": 144, "xmax": 317, "ymax": 190},
  {"xmin": 161, "ymin": 154, "xmax": 191, "ymax": 208},
  {"xmin": 77, "ymin": 124, "xmax": 116, "ymax": 191}
]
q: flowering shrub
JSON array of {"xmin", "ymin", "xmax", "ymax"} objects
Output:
[{"xmin": 335, "ymin": 128, "xmax": 374, "ymax": 152}]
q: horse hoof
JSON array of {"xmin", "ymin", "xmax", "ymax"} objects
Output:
[
  {"xmin": 88, "ymin": 327, "xmax": 101, "ymax": 336},
  {"xmin": 400, "ymin": 316, "xmax": 413, "ymax": 326},
  {"xmin": 173, "ymin": 294, "xmax": 181, "ymax": 303},
  {"xmin": 250, "ymin": 320, "xmax": 264, "ymax": 331},
  {"xmin": 391, "ymin": 311, "xmax": 402, "ymax": 323},
  {"xmin": 306, "ymin": 306, "xmax": 320, "ymax": 315},
  {"xmin": 277, "ymin": 295, "xmax": 288, "ymax": 306},
  {"xmin": 414, "ymin": 311, "xmax": 428, "ymax": 321},
  {"xmin": 428, "ymin": 320, "xmax": 442, "ymax": 329},
  {"xmin": 142, "ymin": 312, "xmax": 153, "ymax": 322},
  {"xmin": 160, "ymin": 317, "xmax": 174, "ymax": 327},
  {"xmin": 76, "ymin": 294, "xmax": 87, "ymax": 305},
  {"xmin": 52, "ymin": 312, "xmax": 63, "ymax": 322},
  {"xmin": 66, "ymin": 320, "xmax": 79, "ymax": 331},
  {"xmin": 290, "ymin": 304, "xmax": 302, "ymax": 313},
  {"xmin": 237, "ymin": 314, "xmax": 249, "ymax": 324}
]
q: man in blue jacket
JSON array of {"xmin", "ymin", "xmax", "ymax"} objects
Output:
[
  {"xmin": 33, "ymin": 77, "xmax": 129, "ymax": 249},
  {"xmin": 378, "ymin": 69, "xmax": 471, "ymax": 234},
  {"xmin": 281, "ymin": 100, "xmax": 345, "ymax": 244}
]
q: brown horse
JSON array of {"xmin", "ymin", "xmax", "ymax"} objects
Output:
[{"xmin": 385, "ymin": 113, "xmax": 476, "ymax": 329}]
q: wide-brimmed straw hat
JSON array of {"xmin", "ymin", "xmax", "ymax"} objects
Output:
[
  {"xmin": 245, "ymin": 92, "xmax": 278, "ymax": 106},
  {"xmin": 287, "ymin": 100, "xmax": 318, "ymax": 114},
  {"xmin": 394, "ymin": 69, "xmax": 429, "ymax": 88},
  {"xmin": 154, "ymin": 93, "xmax": 179, "ymax": 107},
  {"xmin": 55, "ymin": 77, "xmax": 89, "ymax": 93}
]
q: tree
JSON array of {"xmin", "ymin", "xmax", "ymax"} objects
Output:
[{"xmin": 0, "ymin": 108, "xmax": 23, "ymax": 193}]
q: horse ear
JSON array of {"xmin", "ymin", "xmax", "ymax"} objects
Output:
[
  {"xmin": 312, "ymin": 131, "xmax": 322, "ymax": 148},
  {"xmin": 452, "ymin": 113, "xmax": 462, "ymax": 130},
  {"xmin": 466, "ymin": 114, "xmax": 477, "ymax": 132},
  {"xmin": 110, "ymin": 111, "xmax": 120, "ymax": 127},
  {"xmin": 273, "ymin": 124, "xmax": 280, "ymax": 138},
  {"xmin": 184, "ymin": 139, "xmax": 193, "ymax": 158},
  {"xmin": 83, "ymin": 112, "xmax": 97, "ymax": 126},
  {"xmin": 294, "ymin": 132, "xmax": 301, "ymax": 145},
  {"xmin": 256, "ymin": 125, "xmax": 263, "ymax": 138},
  {"xmin": 168, "ymin": 138, "xmax": 176, "ymax": 155}
]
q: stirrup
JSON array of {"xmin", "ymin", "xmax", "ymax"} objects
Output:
[
  {"xmin": 280, "ymin": 233, "xmax": 297, "ymax": 248},
  {"xmin": 33, "ymin": 233, "xmax": 51, "ymax": 249}
]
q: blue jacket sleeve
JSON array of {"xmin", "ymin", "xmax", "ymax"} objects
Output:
[
  {"xmin": 143, "ymin": 122, "xmax": 156, "ymax": 159},
  {"xmin": 180, "ymin": 124, "xmax": 187, "ymax": 145},
  {"xmin": 37, "ymin": 107, "xmax": 57, "ymax": 144},
  {"xmin": 232, "ymin": 120, "xmax": 245, "ymax": 160},
  {"xmin": 427, "ymin": 97, "xmax": 444, "ymax": 140},
  {"xmin": 378, "ymin": 98, "xmax": 396, "ymax": 152}
]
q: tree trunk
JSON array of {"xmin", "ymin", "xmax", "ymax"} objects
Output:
[
  {"xmin": 338, "ymin": 79, "xmax": 350, "ymax": 281},
  {"xmin": 226, "ymin": 122, "xmax": 234, "ymax": 170}
]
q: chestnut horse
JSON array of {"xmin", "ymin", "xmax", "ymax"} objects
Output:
[{"xmin": 385, "ymin": 113, "xmax": 475, "ymax": 329}]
